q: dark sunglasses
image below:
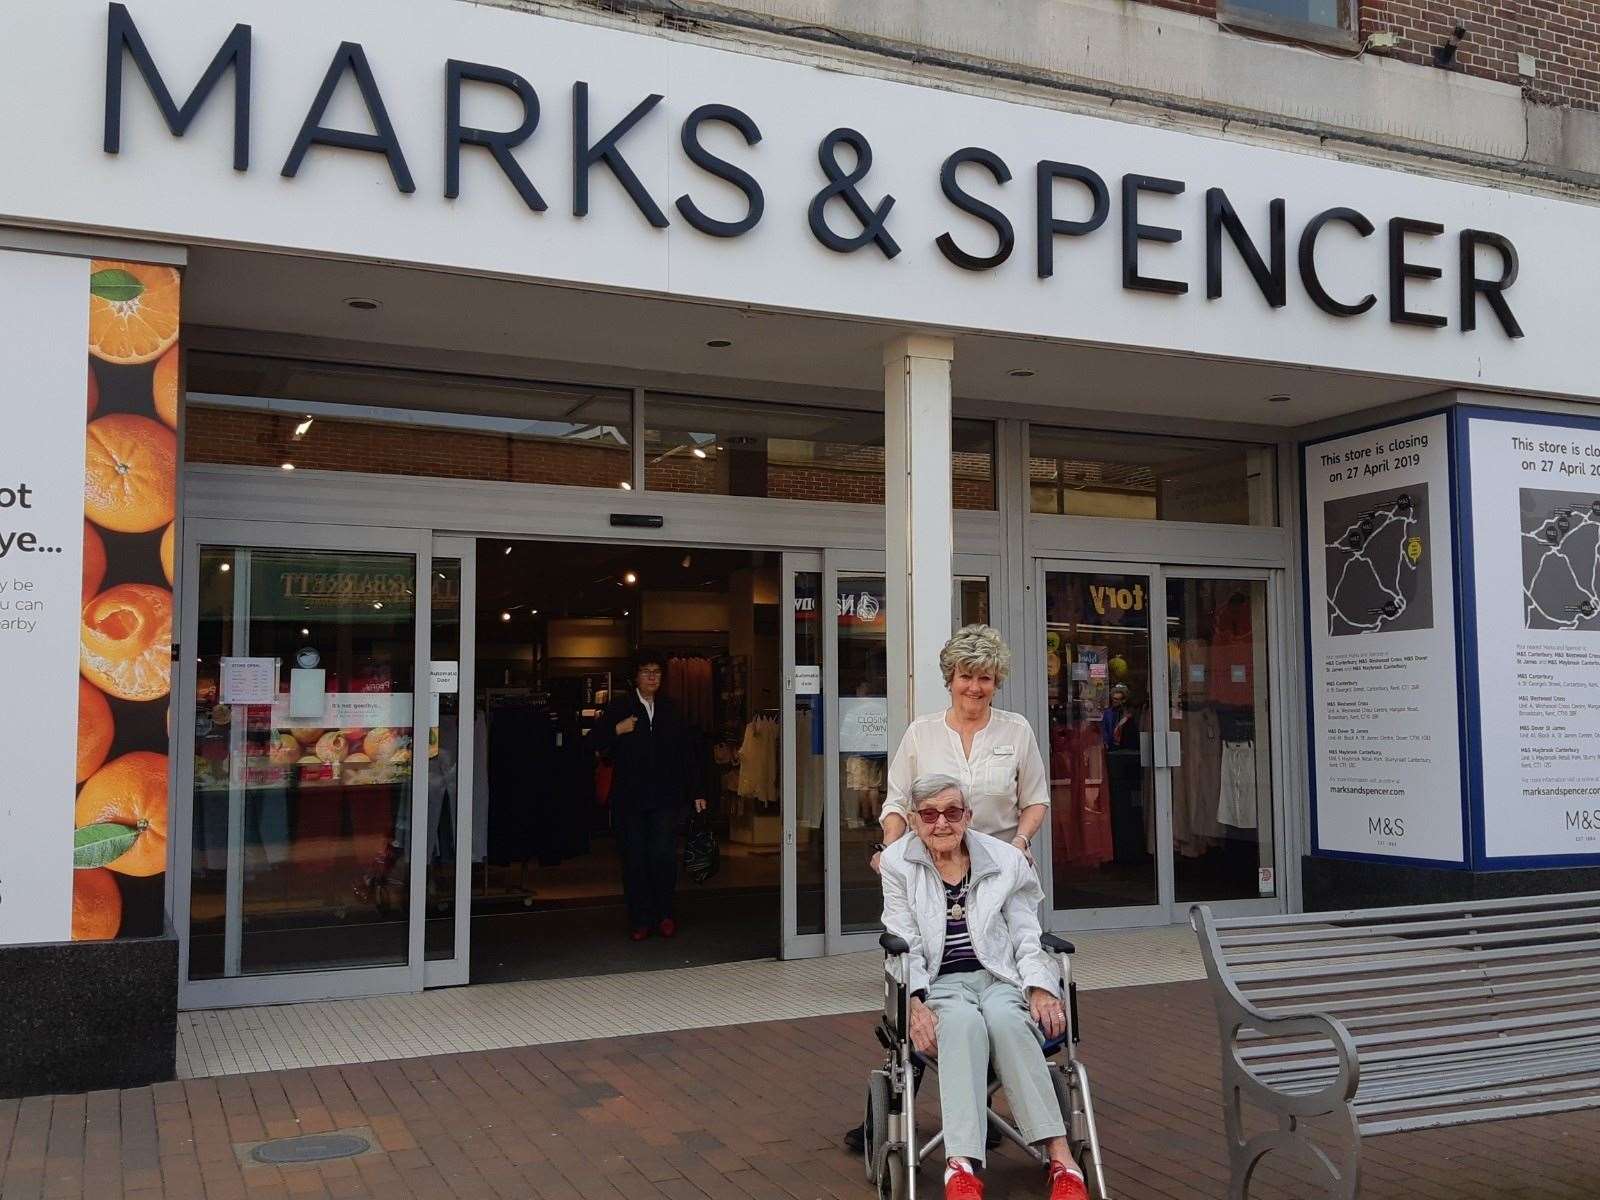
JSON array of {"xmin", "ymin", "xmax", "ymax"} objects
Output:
[{"xmin": 914, "ymin": 805, "xmax": 969, "ymax": 825}]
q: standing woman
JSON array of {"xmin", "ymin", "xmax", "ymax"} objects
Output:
[{"xmin": 873, "ymin": 625, "xmax": 1050, "ymax": 870}]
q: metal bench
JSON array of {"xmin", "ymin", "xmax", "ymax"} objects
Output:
[{"xmin": 1191, "ymin": 890, "xmax": 1600, "ymax": 1199}]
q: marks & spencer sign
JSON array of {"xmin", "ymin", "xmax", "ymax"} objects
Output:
[{"xmin": 2, "ymin": 0, "xmax": 1586, "ymax": 394}]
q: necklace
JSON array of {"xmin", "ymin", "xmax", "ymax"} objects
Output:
[{"xmin": 945, "ymin": 872, "xmax": 970, "ymax": 921}]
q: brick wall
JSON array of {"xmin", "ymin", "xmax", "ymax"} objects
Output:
[
  {"xmin": 187, "ymin": 405, "xmax": 996, "ymax": 508},
  {"xmin": 1136, "ymin": 0, "xmax": 1600, "ymax": 111}
]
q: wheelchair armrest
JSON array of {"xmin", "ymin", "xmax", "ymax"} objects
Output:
[
  {"xmin": 1041, "ymin": 933, "xmax": 1076, "ymax": 955},
  {"xmin": 880, "ymin": 931, "xmax": 911, "ymax": 955}
]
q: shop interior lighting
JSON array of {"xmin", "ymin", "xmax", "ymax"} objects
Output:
[
  {"xmin": 623, "ymin": 571, "xmax": 638, "ymax": 585},
  {"xmin": 280, "ymin": 461, "xmax": 296, "ymax": 470},
  {"xmin": 344, "ymin": 297, "xmax": 382, "ymax": 311},
  {"xmin": 300, "ymin": 627, "xmax": 310, "ymax": 636},
  {"xmin": 619, "ymin": 480, "xmax": 632, "ymax": 490},
  {"xmin": 292, "ymin": 416, "xmax": 314, "ymax": 439},
  {"xmin": 501, "ymin": 611, "xmax": 512, "ymax": 622},
  {"xmin": 219, "ymin": 562, "xmax": 231, "ymax": 572},
  {"xmin": 692, "ymin": 447, "xmax": 708, "ymax": 458},
  {"xmin": 681, "ymin": 554, "xmax": 692, "ymax": 568},
  {"xmin": 503, "ymin": 544, "xmax": 513, "ymax": 555}
]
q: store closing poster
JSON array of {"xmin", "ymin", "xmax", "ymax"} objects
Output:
[
  {"xmin": 1304, "ymin": 413, "xmax": 1464, "ymax": 862},
  {"xmin": 0, "ymin": 251, "xmax": 179, "ymax": 947},
  {"xmin": 1466, "ymin": 411, "xmax": 1600, "ymax": 860}
]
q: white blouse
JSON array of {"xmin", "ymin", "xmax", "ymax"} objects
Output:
[{"xmin": 881, "ymin": 707, "xmax": 1049, "ymax": 845}]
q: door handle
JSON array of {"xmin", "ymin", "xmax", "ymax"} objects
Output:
[{"xmin": 1166, "ymin": 731, "xmax": 1183, "ymax": 768}]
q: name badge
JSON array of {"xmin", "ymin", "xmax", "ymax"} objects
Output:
[{"xmin": 992, "ymin": 746, "xmax": 1014, "ymax": 757}]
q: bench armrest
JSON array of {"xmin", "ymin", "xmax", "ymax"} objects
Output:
[{"xmin": 1191, "ymin": 905, "xmax": 1361, "ymax": 1118}]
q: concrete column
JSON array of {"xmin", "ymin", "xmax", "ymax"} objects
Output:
[{"xmin": 884, "ymin": 333, "xmax": 955, "ymax": 751}]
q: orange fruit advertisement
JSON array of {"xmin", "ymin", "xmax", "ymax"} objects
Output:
[{"xmin": 74, "ymin": 260, "xmax": 180, "ymax": 941}]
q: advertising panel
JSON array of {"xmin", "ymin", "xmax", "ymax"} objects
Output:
[
  {"xmin": 1465, "ymin": 410, "xmax": 1600, "ymax": 861},
  {"xmin": 1303, "ymin": 413, "xmax": 1464, "ymax": 862}
]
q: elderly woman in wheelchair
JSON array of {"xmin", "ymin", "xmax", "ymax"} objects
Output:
[{"xmin": 870, "ymin": 774, "xmax": 1104, "ymax": 1200}]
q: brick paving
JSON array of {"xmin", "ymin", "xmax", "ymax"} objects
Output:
[{"xmin": 5, "ymin": 980, "xmax": 1600, "ymax": 1200}]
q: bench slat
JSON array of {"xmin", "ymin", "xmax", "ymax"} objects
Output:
[
  {"xmin": 1223, "ymin": 921, "xmax": 1600, "ymax": 966},
  {"xmin": 1207, "ymin": 890, "xmax": 1600, "ymax": 930},
  {"xmin": 1244, "ymin": 971, "xmax": 1600, "ymax": 1019},
  {"xmin": 1359, "ymin": 1091, "xmax": 1600, "ymax": 1136},
  {"xmin": 1237, "ymin": 954, "xmax": 1600, "ymax": 1005},
  {"xmin": 1217, "ymin": 904, "xmax": 1600, "ymax": 948},
  {"xmin": 1229, "ymin": 937, "xmax": 1600, "ymax": 984}
]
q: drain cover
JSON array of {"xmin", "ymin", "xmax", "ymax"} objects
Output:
[{"xmin": 250, "ymin": 1132, "xmax": 372, "ymax": 1165}]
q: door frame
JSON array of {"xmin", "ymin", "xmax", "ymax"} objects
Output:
[
  {"xmin": 174, "ymin": 518, "xmax": 434, "ymax": 1010},
  {"xmin": 423, "ymin": 535, "xmax": 476, "ymax": 988},
  {"xmin": 1033, "ymin": 556, "xmax": 1289, "ymax": 930},
  {"xmin": 781, "ymin": 551, "xmax": 825, "ymax": 959}
]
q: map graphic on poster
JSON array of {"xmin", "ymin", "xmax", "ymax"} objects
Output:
[
  {"xmin": 1521, "ymin": 487, "xmax": 1600, "ymax": 630},
  {"xmin": 1324, "ymin": 484, "xmax": 1433, "ymax": 636}
]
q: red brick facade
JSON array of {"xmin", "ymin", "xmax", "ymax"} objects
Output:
[
  {"xmin": 187, "ymin": 406, "xmax": 996, "ymax": 509},
  {"xmin": 1139, "ymin": 0, "xmax": 1600, "ymax": 111}
]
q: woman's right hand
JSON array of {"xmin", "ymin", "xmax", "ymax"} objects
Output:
[
  {"xmin": 908, "ymin": 997, "xmax": 938, "ymax": 1055},
  {"xmin": 616, "ymin": 715, "xmax": 638, "ymax": 736}
]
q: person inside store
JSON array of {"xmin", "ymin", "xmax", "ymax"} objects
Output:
[
  {"xmin": 880, "ymin": 774, "xmax": 1088, "ymax": 1200},
  {"xmin": 848, "ymin": 623, "xmax": 1050, "ymax": 1154},
  {"xmin": 590, "ymin": 649, "xmax": 707, "ymax": 941},
  {"xmin": 872, "ymin": 624, "xmax": 1050, "ymax": 871},
  {"xmin": 1100, "ymin": 682, "xmax": 1146, "ymax": 865}
]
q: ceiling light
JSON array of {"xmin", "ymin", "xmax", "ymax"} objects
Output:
[
  {"xmin": 299, "ymin": 627, "xmax": 310, "ymax": 637},
  {"xmin": 692, "ymin": 447, "xmax": 708, "ymax": 459},
  {"xmin": 1266, "ymin": 394, "xmax": 1292, "ymax": 404},
  {"xmin": 503, "ymin": 544, "xmax": 513, "ymax": 555},
  {"xmin": 706, "ymin": 338, "xmax": 733, "ymax": 348},
  {"xmin": 623, "ymin": 571, "xmax": 638, "ymax": 585},
  {"xmin": 280, "ymin": 461, "xmax": 296, "ymax": 471},
  {"xmin": 344, "ymin": 297, "xmax": 381, "ymax": 311},
  {"xmin": 292, "ymin": 416, "xmax": 314, "ymax": 439},
  {"xmin": 1007, "ymin": 368, "xmax": 1036, "ymax": 379},
  {"xmin": 623, "ymin": 609, "xmax": 630, "ymax": 616},
  {"xmin": 219, "ymin": 562, "xmax": 231, "ymax": 573},
  {"xmin": 501, "ymin": 611, "xmax": 512, "ymax": 622},
  {"xmin": 619, "ymin": 480, "xmax": 632, "ymax": 491},
  {"xmin": 372, "ymin": 601, "xmax": 384, "ymax": 610},
  {"xmin": 531, "ymin": 608, "xmax": 539, "ymax": 615}
]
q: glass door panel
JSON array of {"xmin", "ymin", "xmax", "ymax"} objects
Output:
[
  {"xmin": 186, "ymin": 541, "xmax": 421, "ymax": 987},
  {"xmin": 837, "ymin": 573, "xmax": 888, "ymax": 933},
  {"xmin": 788, "ymin": 563, "xmax": 826, "ymax": 941},
  {"xmin": 424, "ymin": 537, "xmax": 475, "ymax": 986},
  {"xmin": 1168, "ymin": 576, "xmax": 1277, "ymax": 904},
  {"xmin": 1043, "ymin": 568, "xmax": 1160, "ymax": 911}
]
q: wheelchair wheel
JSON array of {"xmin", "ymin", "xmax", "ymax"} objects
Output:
[
  {"xmin": 865, "ymin": 1069, "xmax": 890, "ymax": 1182},
  {"xmin": 1074, "ymin": 1145, "xmax": 1105, "ymax": 1200},
  {"xmin": 875, "ymin": 1145, "xmax": 909, "ymax": 1200}
]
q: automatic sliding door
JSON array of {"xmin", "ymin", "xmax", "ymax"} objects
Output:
[
  {"xmin": 178, "ymin": 521, "xmax": 430, "ymax": 1006},
  {"xmin": 1042, "ymin": 565, "xmax": 1167, "ymax": 919}
]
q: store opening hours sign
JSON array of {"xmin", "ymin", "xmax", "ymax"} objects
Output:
[{"xmin": 1303, "ymin": 413, "xmax": 1465, "ymax": 864}]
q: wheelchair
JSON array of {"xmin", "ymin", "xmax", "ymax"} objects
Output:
[{"xmin": 863, "ymin": 931, "xmax": 1110, "ymax": 1200}]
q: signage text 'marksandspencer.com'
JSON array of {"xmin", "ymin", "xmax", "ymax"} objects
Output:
[{"xmin": 102, "ymin": 3, "xmax": 1523, "ymax": 339}]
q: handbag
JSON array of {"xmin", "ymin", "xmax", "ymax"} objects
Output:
[{"xmin": 682, "ymin": 810, "xmax": 720, "ymax": 883}]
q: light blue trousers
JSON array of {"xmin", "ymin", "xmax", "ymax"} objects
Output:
[{"xmin": 924, "ymin": 968, "xmax": 1066, "ymax": 1165}]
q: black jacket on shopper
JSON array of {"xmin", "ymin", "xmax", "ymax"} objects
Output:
[{"xmin": 591, "ymin": 691, "xmax": 700, "ymax": 814}]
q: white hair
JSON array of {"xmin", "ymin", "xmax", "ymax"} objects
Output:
[{"xmin": 910, "ymin": 774, "xmax": 966, "ymax": 806}]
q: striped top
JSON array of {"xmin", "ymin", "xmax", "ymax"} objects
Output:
[{"xmin": 939, "ymin": 873, "xmax": 982, "ymax": 976}]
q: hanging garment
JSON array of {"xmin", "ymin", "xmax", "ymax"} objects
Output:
[
  {"xmin": 1218, "ymin": 740, "xmax": 1258, "ymax": 828},
  {"xmin": 737, "ymin": 714, "xmax": 780, "ymax": 805},
  {"xmin": 1208, "ymin": 595, "xmax": 1256, "ymax": 707},
  {"xmin": 1173, "ymin": 704, "xmax": 1224, "ymax": 856},
  {"xmin": 1049, "ymin": 723, "xmax": 1114, "ymax": 869}
]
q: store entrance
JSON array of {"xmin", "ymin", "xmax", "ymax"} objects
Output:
[
  {"xmin": 1040, "ymin": 560, "xmax": 1284, "ymax": 927},
  {"xmin": 459, "ymin": 539, "xmax": 782, "ymax": 981}
]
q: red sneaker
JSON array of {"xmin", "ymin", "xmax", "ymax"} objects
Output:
[
  {"xmin": 945, "ymin": 1162, "xmax": 983, "ymax": 1200},
  {"xmin": 1047, "ymin": 1161, "xmax": 1089, "ymax": 1200},
  {"xmin": 658, "ymin": 918, "xmax": 677, "ymax": 938}
]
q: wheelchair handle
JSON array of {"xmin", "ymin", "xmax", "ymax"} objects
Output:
[{"xmin": 880, "ymin": 931, "xmax": 911, "ymax": 955}]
